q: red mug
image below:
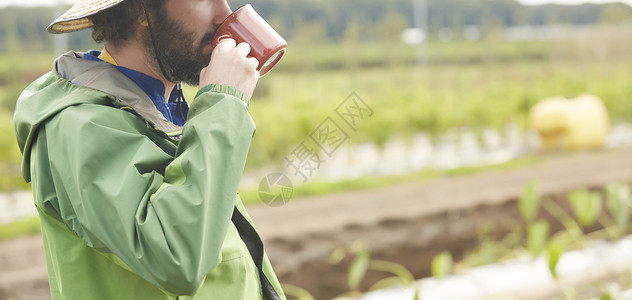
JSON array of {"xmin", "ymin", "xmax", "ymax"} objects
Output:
[{"xmin": 212, "ymin": 4, "xmax": 287, "ymax": 76}]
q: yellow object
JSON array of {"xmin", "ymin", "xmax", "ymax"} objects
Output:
[
  {"xmin": 98, "ymin": 48, "xmax": 118, "ymax": 65},
  {"xmin": 529, "ymin": 94, "xmax": 610, "ymax": 151}
]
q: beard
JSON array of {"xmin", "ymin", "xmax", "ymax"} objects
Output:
[{"xmin": 142, "ymin": 7, "xmax": 216, "ymax": 86}]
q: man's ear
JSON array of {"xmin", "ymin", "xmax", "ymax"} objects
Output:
[
  {"xmin": 137, "ymin": 1, "xmax": 154, "ymax": 29},
  {"xmin": 138, "ymin": 12, "xmax": 149, "ymax": 28}
]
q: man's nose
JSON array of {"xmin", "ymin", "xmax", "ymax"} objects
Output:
[{"xmin": 213, "ymin": 2, "xmax": 232, "ymax": 26}]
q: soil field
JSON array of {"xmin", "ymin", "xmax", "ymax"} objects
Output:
[{"xmin": 2, "ymin": 148, "xmax": 632, "ymax": 300}]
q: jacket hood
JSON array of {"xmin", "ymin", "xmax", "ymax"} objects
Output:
[{"xmin": 14, "ymin": 51, "xmax": 182, "ymax": 182}]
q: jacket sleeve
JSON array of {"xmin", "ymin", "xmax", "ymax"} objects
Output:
[{"xmin": 35, "ymin": 84, "xmax": 255, "ymax": 295}]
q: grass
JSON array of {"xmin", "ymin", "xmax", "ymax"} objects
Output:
[
  {"xmin": 0, "ymin": 215, "xmax": 40, "ymax": 241},
  {"xmin": 237, "ymin": 58, "xmax": 632, "ymax": 170},
  {"xmin": 272, "ymin": 39, "xmax": 551, "ymax": 72},
  {"xmin": 1, "ymin": 28, "xmax": 631, "ymax": 191},
  {"xmin": 0, "ymin": 112, "xmax": 30, "ymax": 192}
]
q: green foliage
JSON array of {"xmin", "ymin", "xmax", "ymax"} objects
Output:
[
  {"xmin": 242, "ymin": 46, "xmax": 632, "ymax": 171},
  {"xmin": 0, "ymin": 52, "xmax": 53, "ymax": 113},
  {"xmin": 231, "ymin": 0, "xmax": 632, "ymax": 42},
  {"xmin": 546, "ymin": 237, "xmax": 565, "ymax": 279},
  {"xmin": 329, "ymin": 242, "xmax": 421, "ymax": 300},
  {"xmin": 1, "ymin": 1, "xmax": 630, "ymax": 51},
  {"xmin": 519, "ymin": 180, "xmax": 541, "ymax": 221},
  {"xmin": 0, "ymin": 6, "xmax": 52, "ymax": 52},
  {"xmin": 348, "ymin": 246, "xmax": 371, "ymax": 290},
  {"xmin": 371, "ymin": 12, "xmax": 408, "ymax": 43},
  {"xmin": 463, "ymin": 224, "xmax": 526, "ymax": 268},
  {"xmin": 368, "ymin": 260, "xmax": 416, "ymax": 291},
  {"xmin": 527, "ymin": 220, "xmax": 549, "ymax": 255},
  {"xmin": 280, "ymin": 283, "xmax": 315, "ymax": 300},
  {"xmin": 253, "ymin": 57, "xmax": 630, "ymax": 170},
  {"xmin": 328, "ymin": 246, "xmax": 347, "ymax": 265},
  {"xmin": 568, "ymin": 189, "xmax": 602, "ymax": 227},
  {"xmin": 0, "ymin": 216, "xmax": 40, "ymax": 241},
  {"xmin": 464, "ymin": 180, "xmax": 632, "ymax": 287},
  {"xmin": 431, "ymin": 251, "xmax": 453, "ymax": 278},
  {"xmin": 0, "ymin": 112, "xmax": 29, "ymax": 192},
  {"xmin": 605, "ymin": 182, "xmax": 630, "ymax": 235},
  {"xmin": 3, "ymin": 34, "xmax": 632, "ymax": 193},
  {"xmin": 598, "ymin": 3, "xmax": 632, "ymax": 24},
  {"xmin": 282, "ymin": 182, "xmax": 632, "ymax": 298}
]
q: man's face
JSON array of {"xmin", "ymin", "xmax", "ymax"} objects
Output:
[{"xmin": 142, "ymin": 0, "xmax": 232, "ymax": 86}]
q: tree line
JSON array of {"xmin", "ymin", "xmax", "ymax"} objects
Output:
[
  {"xmin": 1, "ymin": 0, "xmax": 631, "ymax": 51},
  {"xmin": 236, "ymin": 0, "xmax": 632, "ymax": 40}
]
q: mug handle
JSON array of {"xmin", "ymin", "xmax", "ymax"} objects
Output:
[
  {"xmin": 211, "ymin": 33, "xmax": 232, "ymax": 49},
  {"xmin": 213, "ymin": 34, "xmax": 255, "ymax": 60}
]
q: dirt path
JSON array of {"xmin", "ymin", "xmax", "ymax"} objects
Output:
[
  {"xmin": 253, "ymin": 148, "xmax": 632, "ymax": 268},
  {"xmin": 251, "ymin": 148, "xmax": 632, "ymax": 240},
  {"xmin": 2, "ymin": 148, "xmax": 632, "ymax": 300},
  {"xmin": 0, "ymin": 236, "xmax": 48, "ymax": 300}
]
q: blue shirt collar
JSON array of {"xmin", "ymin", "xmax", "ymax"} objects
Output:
[{"xmin": 82, "ymin": 50, "xmax": 188, "ymax": 126}]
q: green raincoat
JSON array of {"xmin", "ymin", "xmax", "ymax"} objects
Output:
[{"xmin": 13, "ymin": 51, "xmax": 286, "ymax": 300}]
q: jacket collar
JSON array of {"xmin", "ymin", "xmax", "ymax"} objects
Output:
[{"xmin": 55, "ymin": 51, "xmax": 183, "ymax": 137}]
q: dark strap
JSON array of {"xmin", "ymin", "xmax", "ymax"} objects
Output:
[{"xmin": 232, "ymin": 207, "xmax": 281, "ymax": 300}]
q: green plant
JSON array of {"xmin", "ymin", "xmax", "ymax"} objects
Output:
[
  {"xmin": 280, "ymin": 283, "xmax": 315, "ymax": 300},
  {"xmin": 348, "ymin": 244, "xmax": 371, "ymax": 293},
  {"xmin": 527, "ymin": 220, "xmax": 550, "ymax": 255},
  {"xmin": 367, "ymin": 260, "xmax": 416, "ymax": 292},
  {"xmin": 568, "ymin": 189, "xmax": 602, "ymax": 228},
  {"xmin": 518, "ymin": 179, "xmax": 552, "ymax": 257},
  {"xmin": 605, "ymin": 182, "xmax": 631, "ymax": 236},
  {"xmin": 519, "ymin": 179, "xmax": 541, "ymax": 221},
  {"xmin": 430, "ymin": 251, "xmax": 453, "ymax": 278},
  {"xmin": 462, "ymin": 224, "xmax": 523, "ymax": 268},
  {"xmin": 4, "ymin": 43, "xmax": 632, "ymax": 193},
  {"xmin": 329, "ymin": 241, "xmax": 421, "ymax": 299},
  {"xmin": 462, "ymin": 180, "xmax": 632, "ymax": 291},
  {"xmin": 539, "ymin": 182, "xmax": 632, "ymax": 283},
  {"xmin": 546, "ymin": 234, "xmax": 567, "ymax": 279}
]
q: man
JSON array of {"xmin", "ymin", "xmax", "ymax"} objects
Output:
[{"xmin": 13, "ymin": 0, "xmax": 285, "ymax": 299}]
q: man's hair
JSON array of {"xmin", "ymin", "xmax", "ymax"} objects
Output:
[{"xmin": 88, "ymin": 0, "xmax": 164, "ymax": 45}]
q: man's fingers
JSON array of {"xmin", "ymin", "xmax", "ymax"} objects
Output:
[
  {"xmin": 247, "ymin": 57, "xmax": 259, "ymax": 70},
  {"xmin": 235, "ymin": 42, "xmax": 252, "ymax": 57},
  {"xmin": 202, "ymin": 39, "xmax": 260, "ymax": 99},
  {"xmin": 214, "ymin": 40, "xmax": 253, "ymax": 63},
  {"xmin": 216, "ymin": 38, "xmax": 236, "ymax": 49}
]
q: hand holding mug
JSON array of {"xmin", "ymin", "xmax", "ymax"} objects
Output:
[
  {"xmin": 212, "ymin": 4, "xmax": 287, "ymax": 77},
  {"xmin": 199, "ymin": 38, "xmax": 259, "ymax": 100},
  {"xmin": 199, "ymin": 4, "xmax": 287, "ymax": 99}
]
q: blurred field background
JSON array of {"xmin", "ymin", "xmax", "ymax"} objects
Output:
[
  {"xmin": 2, "ymin": 0, "xmax": 632, "ymax": 299},
  {"xmin": 1, "ymin": 0, "xmax": 632, "ymax": 192}
]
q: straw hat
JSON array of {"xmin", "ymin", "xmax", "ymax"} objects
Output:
[{"xmin": 47, "ymin": 0, "xmax": 125, "ymax": 34}]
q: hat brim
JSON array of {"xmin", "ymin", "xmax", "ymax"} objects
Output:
[{"xmin": 47, "ymin": 0, "xmax": 125, "ymax": 34}]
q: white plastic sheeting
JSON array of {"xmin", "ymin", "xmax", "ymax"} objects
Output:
[{"xmin": 344, "ymin": 236, "xmax": 632, "ymax": 300}]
